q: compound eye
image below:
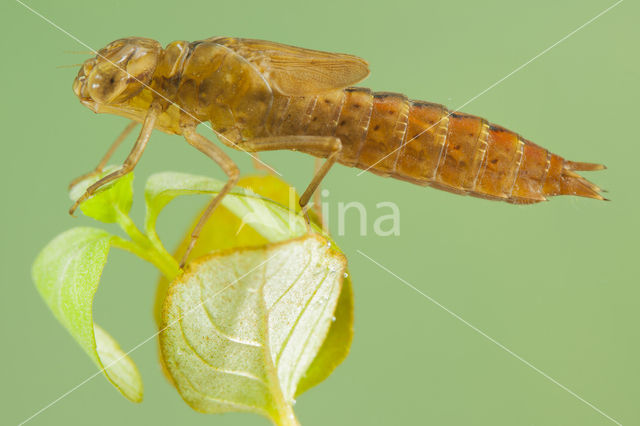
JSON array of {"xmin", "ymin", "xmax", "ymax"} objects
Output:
[{"xmin": 87, "ymin": 64, "xmax": 127, "ymax": 104}]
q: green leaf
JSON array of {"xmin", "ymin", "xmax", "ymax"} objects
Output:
[
  {"xmin": 144, "ymin": 172, "xmax": 307, "ymax": 243},
  {"xmin": 160, "ymin": 234, "xmax": 346, "ymax": 425},
  {"xmin": 152, "ymin": 174, "xmax": 355, "ymax": 398},
  {"xmin": 69, "ymin": 166, "xmax": 133, "ymax": 223},
  {"xmin": 32, "ymin": 227, "xmax": 143, "ymax": 402}
]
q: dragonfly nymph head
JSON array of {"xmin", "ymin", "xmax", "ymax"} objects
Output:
[{"xmin": 73, "ymin": 37, "xmax": 161, "ymax": 109}]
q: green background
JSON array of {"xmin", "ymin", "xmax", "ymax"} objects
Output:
[{"xmin": 2, "ymin": 0, "xmax": 637, "ymax": 424}]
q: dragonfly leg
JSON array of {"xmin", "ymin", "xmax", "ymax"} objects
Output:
[
  {"xmin": 312, "ymin": 158, "xmax": 326, "ymax": 230},
  {"xmin": 240, "ymin": 136, "xmax": 342, "ymax": 215},
  {"xmin": 69, "ymin": 107, "xmax": 159, "ymax": 215},
  {"xmin": 180, "ymin": 126, "xmax": 240, "ymax": 268},
  {"xmin": 68, "ymin": 121, "xmax": 138, "ymax": 189}
]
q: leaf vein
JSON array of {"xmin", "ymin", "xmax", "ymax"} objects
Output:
[
  {"xmin": 275, "ymin": 267, "xmax": 330, "ymax": 366},
  {"xmin": 178, "ymin": 309, "xmax": 268, "ymax": 386},
  {"xmin": 266, "ymin": 252, "xmax": 312, "ymax": 313},
  {"xmin": 197, "ymin": 277, "xmax": 263, "ymax": 348},
  {"xmin": 176, "ymin": 368, "xmax": 270, "ymax": 416},
  {"xmin": 289, "ymin": 275, "xmax": 338, "ymax": 394}
]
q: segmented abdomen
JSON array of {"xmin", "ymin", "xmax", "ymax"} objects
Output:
[{"xmin": 265, "ymin": 88, "xmax": 604, "ymax": 203}]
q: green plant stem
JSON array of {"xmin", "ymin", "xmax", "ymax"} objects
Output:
[
  {"xmin": 272, "ymin": 402, "xmax": 300, "ymax": 426},
  {"xmin": 113, "ymin": 209, "xmax": 180, "ymax": 281},
  {"xmin": 144, "ymin": 213, "xmax": 168, "ymax": 261}
]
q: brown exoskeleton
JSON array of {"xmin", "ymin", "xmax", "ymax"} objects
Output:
[{"xmin": 71, "ymin": 37, "xmax": 606, "ymax": 266}]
